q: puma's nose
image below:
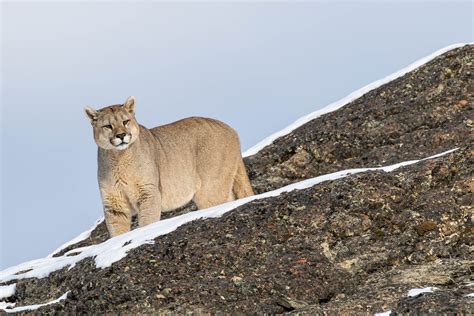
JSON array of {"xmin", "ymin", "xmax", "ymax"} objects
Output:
[{"xmin": 116, "ymin": 133, "xmax": 126, "ymax": 140}]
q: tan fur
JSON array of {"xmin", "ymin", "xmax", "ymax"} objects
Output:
[{"xmin": 85, "ymin": 96, "xmax": 254, "ymax": 237}]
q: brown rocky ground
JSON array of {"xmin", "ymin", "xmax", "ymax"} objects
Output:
[
  {"xmin": 1, "ymin": 45, "xmax": 472, "ymax": 314},
  {"xmin": 4, "ymin": 146, "xmax": 473, "ymax": 315}
]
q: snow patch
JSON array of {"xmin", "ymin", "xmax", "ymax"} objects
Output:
[
  {"xmin": 47, "ymin": 217, "xmax": 104, "ymax": 258},
  {"xmin": 0, "ymin": 291, "xmax": 69, "ymax": 313},
  {"xmin": 0, "ymin": 302, "xmax": 15, "ymax": 310},
  {"xmin": 374, "ymin": 311, "xmax": 391, "ymax": 316},
  {"xmin": 242, "ymin": 43, "xmax": 472, "ymax": 157},
  {"xmin": 407, "ymin": 287, "xmax": 437, "ymax": 297},
  {"xmin": 0, "ymin": 148, "xmax": 457, "ymax": 283},
  {"xmin": 0, "ymin": 284, "xmax": 16, "ymax": 299}
]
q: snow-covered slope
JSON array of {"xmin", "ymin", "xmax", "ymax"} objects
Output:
[
  {"xmin": 45, "ymin": 43, "xmax": 471, "ymax": 260},
  {"xmin": 0, "ymin": 148, "xmax": 459, "ymax": 313},
  {"xmin": 0, "ymin": 148, "xmax": 457, "ymax": 284}
]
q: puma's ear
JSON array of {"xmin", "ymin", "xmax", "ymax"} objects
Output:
[
  {"xmin": 123, "ymin": 96, "xmax": 136, "ymax": 115},
  {"xmin": 84, "ymin": 106, "xmax": 98, "ymax": 123}
]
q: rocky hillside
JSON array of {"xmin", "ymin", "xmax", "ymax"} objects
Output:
[
  {"xmin": 49, "ymin": 44, "xmax": 474, "ymax": 257},
  {"xmin": 246, "ymin": 44, "xmax": 473, "ymax": 193},
  {"xmin": 0, "ymin": 44, "xmax": 472, "ymax": 314}
]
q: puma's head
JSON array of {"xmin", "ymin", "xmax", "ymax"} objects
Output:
[{"xmin": 85, "ymin": 96, "xmax": 140, "ymax": 150}]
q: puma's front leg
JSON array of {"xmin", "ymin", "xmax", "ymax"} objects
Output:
[
  {"xmin": 136, "ymin": 184, "xmax": 162, "ymax": 227},
  {"xmin": 102, "ymin": 194, "xmax": 132, "ymax": 237}
]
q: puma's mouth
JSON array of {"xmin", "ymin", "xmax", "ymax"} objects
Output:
[
  {"xmin": 111, "ymin": 134, "xmax": 131, "ymax": 149},
  {"xmin": 115, "ymin": 142, "xmax": 129, "ymax": 150}
]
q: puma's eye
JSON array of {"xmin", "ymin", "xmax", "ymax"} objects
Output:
[
  {"xmin": 103, "ymin": 125, "xmax": 112, "ymax": 130},
  {"xmin": 123, "ymin": 120, "xmax": 130, "ymax": 126}
]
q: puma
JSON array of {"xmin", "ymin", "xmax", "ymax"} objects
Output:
[{"xmin": 85, "ymin": 96, "xmax": 254, "ymax": 237}]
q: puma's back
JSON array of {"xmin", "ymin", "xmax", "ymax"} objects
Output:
[{"xmin": 148, "ymin": 116, "xmax": 254, "ymax": 211}]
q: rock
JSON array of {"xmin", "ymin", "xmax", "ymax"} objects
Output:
[
  {"xmin": 415, "ymin": 221, "xmax": 438, "ymax": 236},
  {"xmin": 458, "ymin": 99, "xmax": 468, "ymax": 106},
  {"xmin": 231, "ymin": 276, "xmax": 242, "ymax": 285},
  {"xmin": 161, "ymin": 288, "xmax": 172, "ymax": 295},
  {"xmin": 277, "ymin": 297, "xmax": 309, "ymax": 310}
]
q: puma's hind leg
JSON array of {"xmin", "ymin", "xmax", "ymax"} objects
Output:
[
  {"xmin": 193, "ymin": 177, "xmax": 235, "ymax": 210},
  {"xmin": 232, "ymin": 159, "xmax": 254, "ymax": 199}
]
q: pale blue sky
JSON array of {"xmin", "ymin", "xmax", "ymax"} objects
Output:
[{"xmin": 1, "ymin": 1, "xmax": 472, "ymax": 269}]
